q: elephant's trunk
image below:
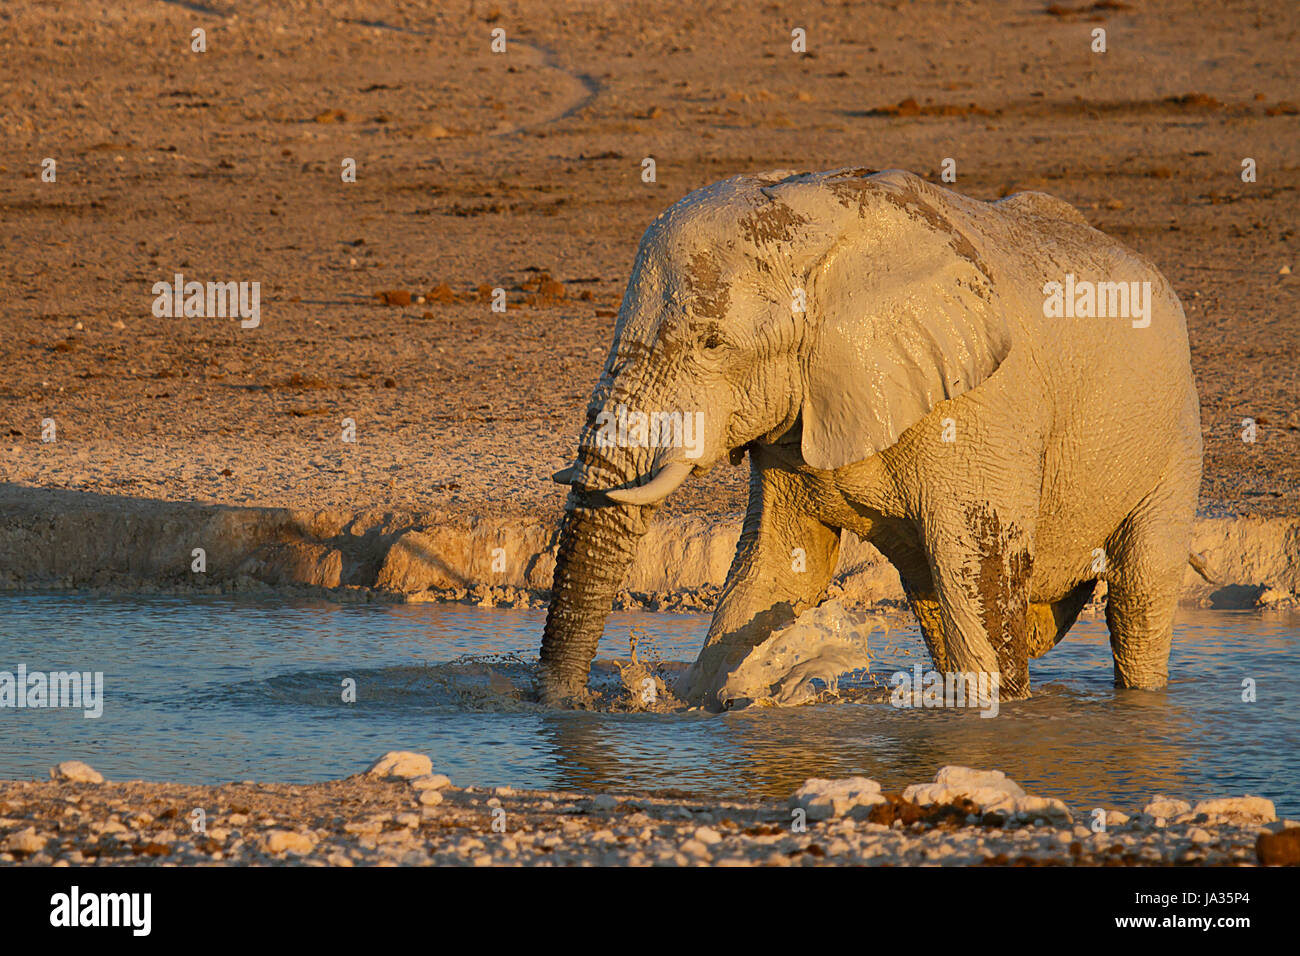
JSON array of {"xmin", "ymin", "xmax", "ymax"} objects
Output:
[{"xmin": 539, "ymin": 497, "xmax": 648, "ymax": 703}]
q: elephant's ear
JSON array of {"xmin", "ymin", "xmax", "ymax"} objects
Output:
[{"xmin": 799, "ymin": 203, "xmax": 1012, "ymax": 471}]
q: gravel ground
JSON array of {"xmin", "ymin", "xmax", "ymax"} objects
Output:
[{"xmin": 2, "ymin": 759, "xmax": 1294, "ymax": 867}]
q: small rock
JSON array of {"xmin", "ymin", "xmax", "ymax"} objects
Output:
[
  {"xmin": 418, "ymin": 790, "xmax": 444, "ymax": 807},
  {"xmin": 265, "ymin": 830, "xmax": 314, "ymax": 855},
  {"xmin": 694, "ymin": 826, "xmax": 722, "ymax": 845},
  {"xmin": 903, "ymin": 766, "xmax": 1073, "ymax": 825},
  {"xmin": 905, "ymin": 766, "xmax": 1024, "ymax": 806},
  {"xmin": 1189, "ymin": 796, "xmax": 1276, "ymax": 824},
  {"xmin": 790, "ymin": 777, "xmax": 885, "ymax": 820},
  {"xmin": 1143, "ymin": 796, "xmax": 1191, "ymax": 819},
  {"xmin": 1256, "ymin": 827, "xmax": 1300, "ymax": 866},
  {"xmin": 586, "ymin": 794, "xmax": 618, "ymax": 812},
  {"xmin": 50, "ymin": 761, "xmax": 103, "ymax": 784},
  {"xmin": 410, "ymin": 773, "xmax": 451, "ymax": 791},
  {"xmin": 1010, "ymin": 795, "xmax": 1073, "ymax": 826},
  {"xmin": 4, "ymin": 827, "xmax": 48, "ymax": 853},
  {"xmin": 366, "ymin": 751, "xmax": 433, "ymax": 780},
  {"xmin": 679, "ymin": 839, "xmax": 711, "ymax": 858}
]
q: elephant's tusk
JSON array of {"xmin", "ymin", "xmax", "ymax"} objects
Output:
[
  {"xmin": 604, "ymin": 461, "xmax": 694, "ymax": 506},
  {"xmin": 551, "ymin": 464, "xmax": 580, "ymax": 485}
]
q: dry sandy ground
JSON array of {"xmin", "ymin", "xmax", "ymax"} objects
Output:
[
  {"xmin": 0, "ymin": 0, "xmax": 1297, "ymax": 524},
  {"xmin": 3, "ymin": 760, "xmax": 1296, "ymax": 867}
]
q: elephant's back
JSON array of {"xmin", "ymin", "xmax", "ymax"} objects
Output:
[
  {"xmin": 965, "ymin": 194, "xmax": 1193, "ymax": 382},
  {"xmin": 991, "ymin": 208, "xmax": 1197, "ymax": 442},
  {"xmin": 991, "ymin": 190, "xmax": 1091, "ymax": 227},
  {"xmin": 957, "ymin": 188, "xmax": 1201, "ymax": 572}
]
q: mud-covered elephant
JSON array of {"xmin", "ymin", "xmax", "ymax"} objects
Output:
[{"xmin": 539, "ymin": 167, "xmax": 1202, "ymax": 709}]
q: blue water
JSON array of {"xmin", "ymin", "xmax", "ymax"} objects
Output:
[{"xmin": 0, "ymin": 593, "xmax": 1296, "ymax": 816}]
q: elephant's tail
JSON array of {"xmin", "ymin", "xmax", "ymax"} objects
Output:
[{"xmin": 1188, "ymin": 551, "xmax": 1216, "ymax": 584}]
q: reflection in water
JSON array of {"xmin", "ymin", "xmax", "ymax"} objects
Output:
[{"xmin": 0, "ymin": 594, "xmax": 1296, "ymax": 815}]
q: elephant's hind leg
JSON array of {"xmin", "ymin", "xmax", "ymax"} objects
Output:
[{"xmin": 1103, "ymin": 483, "xmax": 1195, "ymax": 689}]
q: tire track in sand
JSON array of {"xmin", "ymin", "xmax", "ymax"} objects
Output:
[
  {"xmin": 156, "ymin": 3, "xmax": 602, "ymax": 136},
  {"xmin": 333, "ymin": 17, "xmax": 602, "ymax": 137}
]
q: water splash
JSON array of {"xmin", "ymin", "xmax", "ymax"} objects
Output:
[{"xmin": 717, "ymin": 601, "xmax": 887, "ymax": 707}]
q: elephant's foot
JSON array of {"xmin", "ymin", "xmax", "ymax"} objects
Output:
[
  {"xmin": 535, "ymin": 668, "xmax": 597, "ymax": 709},
  {"xmin": 991, "ymin": 674, "xmax": 1030, "ymax": 702},
  {"xmin": 674, "ymin": 641, "xmax": 754, "ymax": 710},
  {"xmin": 536, "ymin": 682, "xmax": 579, "ymax": 708}
]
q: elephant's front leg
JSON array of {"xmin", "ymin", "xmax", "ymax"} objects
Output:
[
  {"xmin": 675, "ymin": 459, "xmax": 841, "ymax": 707},
  {"xmin": 925, "ymin": 502, "xmax": 1035, "ymax": 700}
]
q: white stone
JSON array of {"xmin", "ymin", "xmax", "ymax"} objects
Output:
[
  {"xmin": 409, "ymin": 773, "xmax": 451, "ymax": 791},
  {"xmin": 790, "ymin": 776, "xmax": 885, "ymax": 820},
  {"xmin": 680, "ymin": 838, "xmax": 711, "ymax": 858},
  {"xmin": 4, "ymin": 827, "xmax": 48, "ymax": 853},
  {"xmin": 366, "ymin": 751, "xmax": 433, "ymax": 779},
  {"xmin": 265, "ymin": 830, "xmax": 314, "ymax": 854},
  {"xmin": 1188, "ymin": 796, "xmax": 1276, "ymax": 824},
  {"xmin": 694, "ymin": 826, "xmax": 722, "ymax": 845},
  {"xmin": 50, "ymin": 761, "xmax": 104, "ymax": 784},
  {"xmin": 904, "ymin": 766, "xmax": 1025, "ymax": 806},
  {"xmin": 903, "ymin": 766, "xmax": 1071, "ymax": 825},
  {"xmin": 1142, "ymin": 795, "xmax": 1191, "ymax": 819}
]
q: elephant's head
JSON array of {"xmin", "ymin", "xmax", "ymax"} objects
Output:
[{"xmin": 539, "ymin": 167, "xmax": 1011, "ymax": 703}]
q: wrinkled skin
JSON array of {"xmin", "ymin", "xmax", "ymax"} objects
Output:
[{"xmin": 539, "ymin": 167, "xmax": 1201, "ymax": 709}]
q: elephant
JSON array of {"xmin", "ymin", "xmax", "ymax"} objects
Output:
[{"xmin": 539, "ymin": 167, "xmax": 1202, "ymax": 710}]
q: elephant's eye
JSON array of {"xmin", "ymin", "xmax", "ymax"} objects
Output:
[{"xmin": 702, "ymin": 331, "xmax": 725, "ymax": 352}]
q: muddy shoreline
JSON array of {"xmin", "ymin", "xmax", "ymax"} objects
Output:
[
  {"xmin": 3, "ymin": 759, "xmax": 1294, "ymax": 867},
  {"xmin": 1, "ymin": 493, "xmax": 1296, "ymax": 612}
]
